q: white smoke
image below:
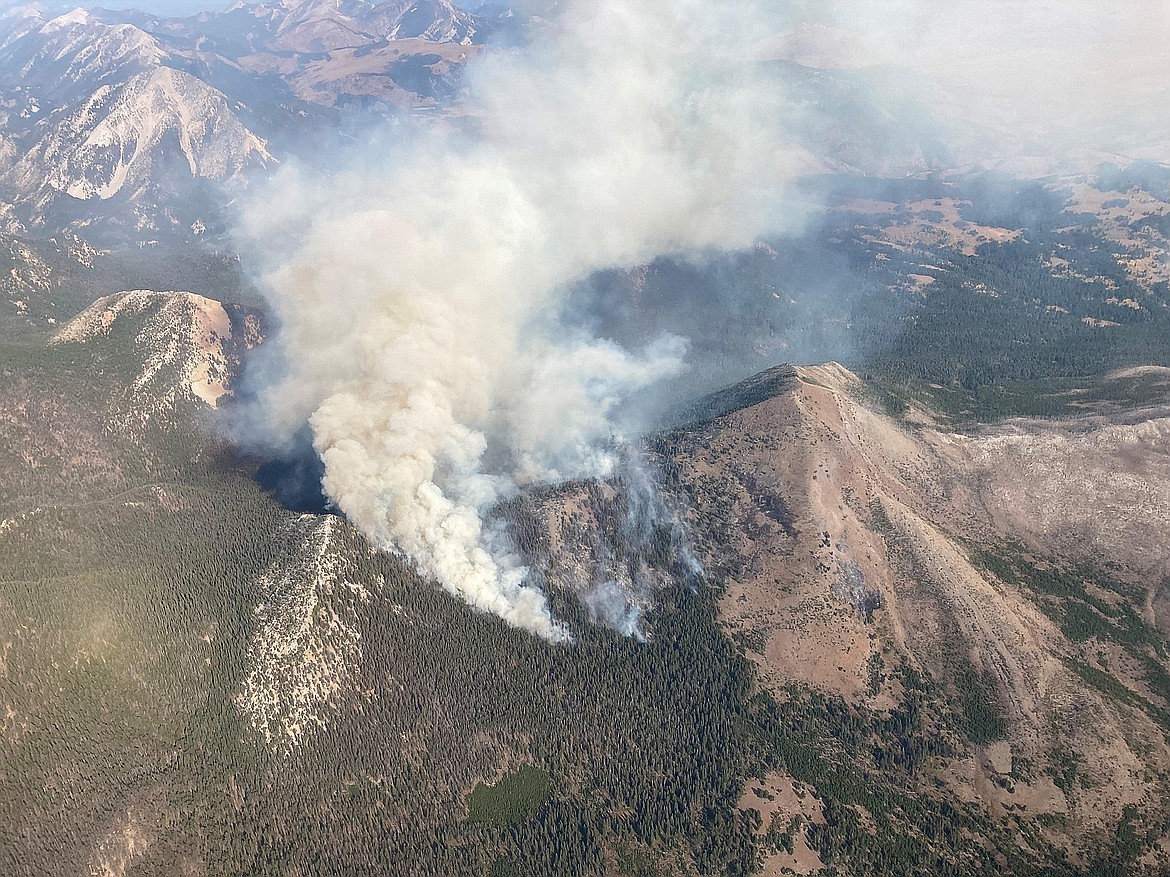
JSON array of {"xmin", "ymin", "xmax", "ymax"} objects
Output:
[
  {"xmin": 242, "ymin": 0, "xmax": 798, "ymax": 639},
  {"xmin": 774, "ymin": 0, "xmax": 1170, "ymax": 157}
]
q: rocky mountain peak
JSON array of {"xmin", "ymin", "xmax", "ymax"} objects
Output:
[{"xmin": 40, "ymin": 6, "xmax": 92, "ymax": 32}]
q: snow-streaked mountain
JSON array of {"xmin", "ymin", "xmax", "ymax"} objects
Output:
[
  {"xmin": 0, "ymin": 7, "xmax": 273, "ymax": 235},
  {"xmin": 9, "ymin": 66, "xmax": 272, "ymax": 202},
  {"xmin": 229, "ymin": 0, "xmax": 478, "ymax": 52},
  {"xmin": 0, "ymin": 0, "xmax": 487, "ymax": 240},
  {"xmin": 0, "ymin": 8, "xmax": 166, "ymax": 110},
  {"xmin": 256, "ymin": 0, "xmax": 377, "ymax": 52},
  {"xmin": 370, "ymin": 0, "xmax": 478, "ymax": 43}
]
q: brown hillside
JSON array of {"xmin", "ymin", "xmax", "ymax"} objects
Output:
[{"xmin": 660, "ymin": 362, "xmax": 1170, "ymax": 870}]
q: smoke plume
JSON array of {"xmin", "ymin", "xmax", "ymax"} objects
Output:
[{"xmin": 241, "ymin": 0, "xmax": 798, "ymax": 639}]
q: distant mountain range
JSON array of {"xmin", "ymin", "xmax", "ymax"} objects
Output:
[
  {"xmin": 0, "ymin": 1, "xmax": 497, "ymax": 236},
  {"xmin": 3, "ymin": 1, "xmax": 1158, "ymax": 246}
]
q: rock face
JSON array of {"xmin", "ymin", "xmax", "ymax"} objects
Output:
[
  {"xmin": 261, "ymin": 0, "xmax": 478, "ymax": 52},
  {"xmin": 52, "ymin": 289, "xmax": 261, "ymax": 414},
  {"xmin": 0, "ymin": 0, "xmax": 484, "ymax": 235},
  {"xmin": 236, "ymin": 514, "xmax": 372, "ymax": 753},
  {"xmin": 0, "ymin": 10, "xmax": 274, "ymax": 233},
  {"xmin": 656, "ymin": 361, "xmax": 1170, "ymax": 868},
  {"xmin": 968, "ymin": 400, "xmax": 1170, "ymax": 584},
  {"xmin": 11, "ymin": 67, "xmax": 272, "ymax": 202},
  {"xmin": 0, "ymin": 8, "xmax": 166, "ymax": 106}
]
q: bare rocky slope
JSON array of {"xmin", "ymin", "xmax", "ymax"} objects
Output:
[{"xmin": 650, "ymin": 362, "xmax": 1170, "ymax": 873}]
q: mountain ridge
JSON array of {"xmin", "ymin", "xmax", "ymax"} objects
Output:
[
  {"xmin": 3, "ymin": 288, "xmax": 1170, "ymax": 871},
  {"xmin": 654, "ymin": 359, "xmax": 1170, "ymax": 870}
]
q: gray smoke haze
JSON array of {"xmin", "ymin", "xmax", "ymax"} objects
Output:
[
  {"xmin": 4, "ymin": 0, "xmax": 225, "ymax": 16},
  {"xmin": 240, "ymin": 0, "xmax": 803, "ymax": 639},
  {"xmin": 769, "ymin": 0, "xmax": 1170, "ymax": 162}
]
